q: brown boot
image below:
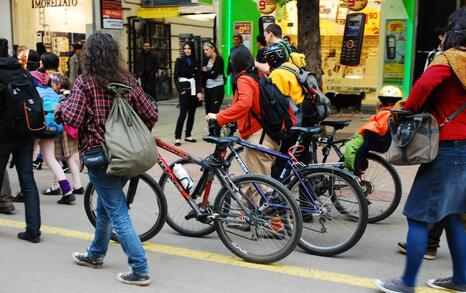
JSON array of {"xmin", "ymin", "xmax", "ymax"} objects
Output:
[{"xmin": 0, "ymin": 201, "xmax": 15, "ymax": 214}]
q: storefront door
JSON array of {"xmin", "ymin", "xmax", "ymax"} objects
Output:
[{"xmin": 128, "ymin": 18, "xmax": 172, "ymax": 100}]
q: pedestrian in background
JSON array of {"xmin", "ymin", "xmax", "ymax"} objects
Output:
[
  {"xmin": 173, "ymin": 41, "xmax": 203, "ymax": 146},
  {"xmin": 226, "ymin": 34, "xmax": 244, "ymax": 93},
  {"xmin": 56, "ymin": 32, "xmax": 157, "ymax": 286},
  {"xmin": 68, "ymin": 43, "xmax": 82, "ymax": 84},
  {"xmin": 375, "ymin": 8, "xmax": 466, "ymax": 293},
  {"xmin": 31, "ymin": 52, "xmax": 75, "ymax": 205},
  {"xmin": 255, "ymin": 34, "xmax": 267, "ymax": 63},
  {"xmin": 0, "ymin": 38, "xmax": 42, "ymax": 243},
  {"xmin": 135, "ymin": 41, "xmax": 158, "ymax": 100},
  {"xmin": 202, "ymin": 41, "xmax": 224, "ymax": 114}
]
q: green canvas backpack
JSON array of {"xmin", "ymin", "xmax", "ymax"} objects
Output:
[{"xmin": 104, "ymin": 83, "xmax": 157, "ymax": 177}]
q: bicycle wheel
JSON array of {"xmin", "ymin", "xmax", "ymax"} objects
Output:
[
  {"xmin": 288, "ymin": 167, "xmax": 368, "ymax": 256},
  {"xmin": 214, "ymin": 174, "xmax": 302, "ymax": 264},
  {"xmin": 158, "ymin": 159, "xmax": 221, "ymax": 237},
  {"xmin": 360, "ymin": 153, "xmax": 402, "ymax": 223},
  {"xmin": 84, "ymin": 173, "xmax": 167, "ymax": 242}
]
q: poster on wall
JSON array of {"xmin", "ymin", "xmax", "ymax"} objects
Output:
[
  {"xmin": 101, "ymin": 0, "xmax": 123, "ymax": 29},
  {"xmin": 234, "ymin": 22, "xmax": 253, "ymax": 52},
  {"xmin": 383, "ymin": 19, "xmax": 407, "ymax": 81}
]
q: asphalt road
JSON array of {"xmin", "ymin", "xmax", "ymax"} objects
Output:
[{"xmin": 0, "ymin": 104, "xmax": 449, "ymax": 293}]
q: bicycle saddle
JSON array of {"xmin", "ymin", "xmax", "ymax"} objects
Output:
[
  {"xmin": 203, "ymin": 136, "xmax": 240, "ymax": 146},
  {"xmin": 289, "ymin": 126, "xmax": 323, "ymax": 136},
  {"xmin": 320, "ymin": 120, "xmax": 351, "ymax": 130}
]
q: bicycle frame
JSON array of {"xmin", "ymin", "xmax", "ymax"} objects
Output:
[
  {"xmin": 226, "ymin": 138, "xmax": 324, "ymax": 214},
  {"xmin": 154, "ymin": 138, "xmax": 287, "ymax": 221}
]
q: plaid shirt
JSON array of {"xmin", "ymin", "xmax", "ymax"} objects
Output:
[{"xmin": 56, "ymin": 74, "xmax": 158, "ymax": 154}]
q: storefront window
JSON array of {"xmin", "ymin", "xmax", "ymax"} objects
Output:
[{"xmin": 12, "ymin": 0, "xmax": 93, "ymax": 73}]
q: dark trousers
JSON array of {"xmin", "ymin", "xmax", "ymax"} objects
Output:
[
  {"xmin": 140, "ymin": 73, "xmax": 157, "ymax": 100},
  {"xmin": 0, "ymin": 139, "xmax": 41, "ymax": 234},
  {"xmin": 204, "ymin": 85, "xmax": 225, "ymax": 114},
  {"xmin": 175, "ymin": 93, "xmax": 197, "ymax": 139},
  {"xmin": 428, "ymin": 220, "xmax": 444, "ymax": 249}
]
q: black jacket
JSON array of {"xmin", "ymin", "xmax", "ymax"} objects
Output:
[
  {"xmin": 0, "ymin": 57, "xmax": 33, "ymax": 142},
  {"xmin": 173, "ymin": 57, "xmax": 202, "ymax": 95},
  {"xmin": 134, "ymin": 51, "xmax": 158, "ymax": 76},
  {"xmin": 201, "ymin": 55, "xmax": 225, "ymax": 87}
]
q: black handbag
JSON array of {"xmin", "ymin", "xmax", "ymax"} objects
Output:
[{"xmin": 82, "ymin": 146, "xmax": 108, "ymax": 168}]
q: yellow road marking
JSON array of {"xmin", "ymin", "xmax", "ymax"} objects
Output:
[{"xmin": 0, "ymin": 218, "xmax": 441, "ymax": 292}]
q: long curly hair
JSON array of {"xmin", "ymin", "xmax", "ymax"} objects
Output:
[{"xmin": 81, "ymin": 32, "xmax": 128, "ymax": 89}]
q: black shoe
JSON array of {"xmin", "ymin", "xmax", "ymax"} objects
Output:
[
  {"xmin": 73, "ymin": 187, "xmax": 84, "ymax": 194},
  {"xmin": 12, "ymin": 192, "xmax": 25, "ymax": 203},
  {"xmin": 57, "ymin": 193, "xmax": 76, "ymax": 204},
  {"xmin": 116, "ymin": 271, "xmax": 151, "ymax": 286},
  {"xmin": 42, "ymin": 187, "xmax": 61, "ymax": 196},
  {"xmin": 62, "ymin": 160, "xmax": 70, "ymax": 173},
  {"xmin": 18, "ymin": 231, "xmax": 41, "ymax": 243},
  {"xmin": 0, "ymin": 202, "xmax": 15, "ymax": 214},
  {"xmin": 33, "ymin": 159, "xmax": 42, "ymax": 170},
  {"xmin": 72, "ymin": 252, "xmax": 103, "ymax": 269}
]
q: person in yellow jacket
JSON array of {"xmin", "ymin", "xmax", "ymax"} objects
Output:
[
  {"xmin": 264, "ymin": 43, "xmax": 307, "ymax": 178},
  {"xmin": 343, "ymin": 86, "xmax": 403, "ymax": 174}
]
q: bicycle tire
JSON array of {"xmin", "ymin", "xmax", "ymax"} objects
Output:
[
  {"xmin": 214, "ymin": 174, "xmax": 303, "ymax": 264},
  {"xmin": 84, "ymin": 173, "xmax": 167, "ymax": 242},
  {"xmin": 288, "ymin": 167, "xmax": 368, "ymax": 256},
  {"xmin": 361, "ymin": 153, "xmax": 402, "ymax": 223},
  {"xmin": 158, "ymin": 159, "xmax": 218, "ymax": 237}
]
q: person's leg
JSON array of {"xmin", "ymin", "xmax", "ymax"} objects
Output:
[
  {"xmin": 1, "ymin": 168, "xmax": 12, "ymax": 200},
  {"xmin": 89, "ymin": 168, "xmax": 149, "ymax": 276},
  {"xmin": 204, "ymin": 87, "xmax": 213, "ymax": 115},
  {"xmin": 65, "ymin": 152, "xmax": 82, "ymax": 190},
  {"xmin": 444, "ymin": 214, "xmax": 466, "ymax": 285},
  {"xmin": 39, "ymin": 139, "xmax": 72, "ymax": 196},
  {"xmin": 0, "ymin": 151, "xmax": 15, "ymax": 213},
  {"xmin": 175, "ymin": 94, "xmax": 189, "ymax": 139},
  {"xmin": 427, "ymin": 221, "xmax": 445, "ymax": 249},
  {"xmin": 13, "ymin": 140, "xmax": 41, "ymax": 236},
  {"xmin": 86, "ymin": 170, "xmax": 113, "ymax": 262},
  {"xmin": 401, "ymin": 218, "xmax": 429, "ymax": 287},
  {"xmin": 244, "ymin": 132, "xmax": 280, "ymax": 205},
  {"xmin": 185, "ymin": 96, "xmax": 197, "ymax": 138},
  {"xmin": 211, "ymin": 85, "xmax": 225, "ymax": 114}
]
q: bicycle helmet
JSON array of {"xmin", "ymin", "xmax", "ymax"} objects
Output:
[
  {"xmin": 264, "ymin": 43, "xmax": 288, "ymax": 68},
  {"xmin": 378, "ymin": 85, "xmax": 403, "ymax": 106}
]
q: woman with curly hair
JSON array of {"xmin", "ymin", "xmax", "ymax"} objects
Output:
[{"xmin": 56, "ymin": 32, "xmax": 158, "ymax": 286}]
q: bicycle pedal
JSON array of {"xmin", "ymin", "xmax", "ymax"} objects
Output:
[{"xmin": 184, "ymin": 210, "xmax": 196, "ymax": 220}]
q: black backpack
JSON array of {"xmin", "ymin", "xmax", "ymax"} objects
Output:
[
  {"xmin": 0, "ymin": 67, "xmax": 46, "ymax": 138},
  {"xmin": 243, "ymin": 73, "xmax": 294, "ymax": 143},
  {"xmin": 279, "ymin": 66, "xmax": 331, "ymax": 126}
]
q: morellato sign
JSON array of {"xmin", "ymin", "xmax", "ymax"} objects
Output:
[{"xmin": 32, "ymin": 0, "xmax": 79, "ymax": 8}]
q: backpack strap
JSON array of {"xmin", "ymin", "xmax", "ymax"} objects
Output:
[{"xmin": 439, "ymin": 102, "xmax": 466, "ymax": 128}]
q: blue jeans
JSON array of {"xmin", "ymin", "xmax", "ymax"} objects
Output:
[
  {"xmin": 0, "ymin": 139, "xmax": 41, "ymax": 234},
  {"xmin": 87, "ymin": 167, "xmax": 149, "ymax": 276}
]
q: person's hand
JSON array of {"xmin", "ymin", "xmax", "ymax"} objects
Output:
[
  {"xmin": 394, "ymin": 100, "xmax": 406, "ymax": 110},
  {"xmin": 180, "ymin": 90, "xmax": 187, "ymax": 95},
  {"xmin": 197, "ymin": 92, "xmax": 204, "ymax": 101},
  {"xmin": 205, "ymin": 113, "xmax": 217, "ymax": 121},
  {"xmin": 202, "ymin": 66, "xmax": 208, "ymax": 72}
]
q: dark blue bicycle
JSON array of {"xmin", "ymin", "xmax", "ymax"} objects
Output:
[{"xmin": 162, "ymin": 123, "xmax": 368, "ymax": 256}]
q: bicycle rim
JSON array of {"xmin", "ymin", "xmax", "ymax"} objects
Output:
[
  {"xmin": 290, "ymin": 167, "xmax": 368, "ymax": 256},
  {"xmin": 84, "ymin": 173, "xmax": 167, "ymax": 242},
  {"xmin": 159, "ymin": 159, "xmax": 219, "ymax": 237},
  {"xmin": 360, "ymin": 153, "xmax": 402, "ymax": 223},
  {"xmin": 214, "ymin": 174, "xmax": 302, "ymax": 264}
]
